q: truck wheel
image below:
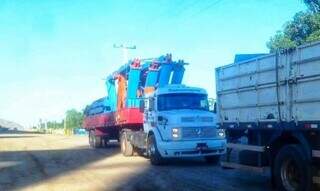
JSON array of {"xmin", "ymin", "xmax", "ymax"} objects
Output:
[
  {"xmin": 147, "ymin": 134, "xmax": 164, "ymax": 165},
  {"xmin": 120, "ymin": 132, "xmax": 133, "ymax": 156},
  {"xmin": 274, "ymin": 144, "xmax": 312, "ymax": 191},
  {"xmin": 89, "ymin": 130, "xmax": 102, "ymax": 148},
  {"xmin": 89, "ymin": 131, "xmax": 94, "ymax": 147},
  {"xmin": 102, "ymin": 138, "xmax": 109, "ymax": 148},
  {"xmin": 205, "ymin": 155, "xmax": 220, "ymax": 165}
]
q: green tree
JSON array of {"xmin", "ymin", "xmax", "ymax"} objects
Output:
[
  {"xmin": 304, "ymin": 0, "xmax": 320, "ymax": 13},
  {"xmin": 266, "ymin": 31, "xmax": 297, "ymax": 52},
  {"xmin": 46, "ymin": 120, "xmax": 64, "ymax": 129},
  {"xmin": 307, "ymin": 29, "xmax": 320, "ymax": 41},
  {"xmin": 267, "ymin": 2, "xmax": 320, "ymax": 52},
  {"xmin": 65, "ymin": 109, "xmax": 83, "ymax": 129},
  {"xmin": 284, "ymin": 12, "xmax": 319, "ymax": 45}
]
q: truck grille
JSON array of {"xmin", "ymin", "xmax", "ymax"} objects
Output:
[
  {"xmin": 181, "ymin": 117, "xmax": 195, "ymax": 122},
  {"xmin": 182, "ymin": 127, "xmax": 216, "ymax": 139},
  {"xmin": 181, "ymin": 117, "xmax": 214, "ymax": 123}
]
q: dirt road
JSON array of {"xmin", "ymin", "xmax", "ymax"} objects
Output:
[{"xmin": 0, "ymin": 131, "xmax": 271, "ymax": 191}]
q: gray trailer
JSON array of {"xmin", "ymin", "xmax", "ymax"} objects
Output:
[{"xmin": 215, "ymin": 41, "xmax": 320, "ymax": 191}]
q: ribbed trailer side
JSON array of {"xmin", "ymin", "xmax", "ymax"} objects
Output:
[{"xmin": 216, "ymin": 41, "xmax": 320, "ymax": 129}]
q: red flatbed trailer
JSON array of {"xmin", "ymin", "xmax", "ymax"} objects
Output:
[{"xmin": 83, "ymin": 108, "xmax": 143, "ymax": 147}]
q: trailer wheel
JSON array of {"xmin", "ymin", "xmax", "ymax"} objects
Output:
[
  {"xmin": 102, "ymin": 138, "xmax": 108, "ymax": 148},
  {"xmin": 89, "ymin": 130, "xmax": 102, "ymax": 148},
  {"xmin": 89, "ymin": 130, "xmax": 94, "ymax": 147},
  {"xmin": 120, "ymin": 132, "xmax": 133, "ymax": 156},
  {"xmin": 274, "ymin": 144, "xmax": 312, "ymax": 191},
  {"xmin": 204, "ymin": 155, "xmax": 220, "ymax": 165},
  {"xmin": 147, "ymin": 134, "xmax": 164, "ymax": 165}
]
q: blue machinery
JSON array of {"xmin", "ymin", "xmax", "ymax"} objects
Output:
[{"xmin": 104, "ymin": 54, "xmax": 187, "ymax": 111}]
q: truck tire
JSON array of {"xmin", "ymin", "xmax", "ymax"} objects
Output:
[
  {"xmin": 274, "ymin": 144, "xmax": 312, "ymax": 191},
  {"xmin": 147, "ymin": 134, "xmax": 164, "ymax": 165},
  {"xmin": 102, "ymin": 138, "xmax": 109, "ymax": 148},
  {"xmin": 204, "ymin": 155, "xmax": 220, "ymax": 165},
  {"xmin": 89, "ymin": 130, "xmax": 102, "ymax": 148},
  {"xmin": 120, "ymin": 132, "xmax": 133, "ymax": 156},
  {"xmin": 89, "ymin": 130, "xmax": 94, "ymax": 147}
]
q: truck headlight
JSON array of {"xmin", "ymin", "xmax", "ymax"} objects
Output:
[
  {"xmin": 216, "ymin": 129, "xmax": 225, "ymax": 139},
  {"xmin": 172, "ymin": 128, "xmax": 181, "ymax": 139}
]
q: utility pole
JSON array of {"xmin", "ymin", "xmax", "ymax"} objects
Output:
[{"xmin": 113, "ymin": 44, "xmax": 136, "ymax": 63}]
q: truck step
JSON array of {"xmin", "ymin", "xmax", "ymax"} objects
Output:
[
  {"xmin": 312, "ymin": 150, "xmax": 320, "ymax": 158},
  {"xmin": 220, "ymin": 161, "xmax": 269, "ymax": 174},
  {"xmin": 227, "ymin": 143, "xmax": 265, "ymax": 152}
]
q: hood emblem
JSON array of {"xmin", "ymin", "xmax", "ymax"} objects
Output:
[{"xmin": 196, "ymin": 128, "xmax": 203, "ymax": 136}]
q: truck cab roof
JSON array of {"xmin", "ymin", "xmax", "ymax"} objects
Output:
[{"xmin": 153, "ymin": 84, "xmax": 207, "ymax": 96}]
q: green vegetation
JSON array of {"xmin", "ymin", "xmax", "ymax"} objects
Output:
[
  {"xmin": 65, "ymin": 109, "xmax": 84, "ymax": 129},
  {"xmin": 46, "ymin": 121, "xmax": 64, "ymax": 129},
  {"xmin": 267, "ymin": 0, "xmax": 320, "ymax": 52},
  {"xmin": 37, "ymin": 109, "xmax": 83, "ymax": 132}
]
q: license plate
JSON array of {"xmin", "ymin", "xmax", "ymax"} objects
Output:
[{"xmin": 196, "ymin": 143, "xmax": 208, "ymax": 150}]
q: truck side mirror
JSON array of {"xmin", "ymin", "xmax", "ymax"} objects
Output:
[
  {"xmin": 139, "ymin": 99, "xmax": 145, "ymax": 113},
  {"xmin": 213, "ymin": 102, "xmax": 217, "ymax": 113},
  {"xmin": 208, "ymin": 98, "xmax": 216, "ymax": 113}
]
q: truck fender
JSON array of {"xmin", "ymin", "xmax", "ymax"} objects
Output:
[
  {"xmin": 147, "ymin": 127, "xmax": 164, "ymax": 142},
  {"xmin": 291, "ymin": 132, "xmax": 312, "ymax": 160},
  {"xmin": 268, "ymin": 130, "xmax": 312, "ymax": 161}
]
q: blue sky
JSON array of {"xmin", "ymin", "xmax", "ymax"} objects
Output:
[{"xmin": 0, "ymin": 0, "xmax": 306, "ymax": 127}]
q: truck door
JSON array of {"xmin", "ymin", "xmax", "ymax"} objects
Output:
[{"xmin": 143, "ymin": 97, "xmax": 157, "ymax": 133}]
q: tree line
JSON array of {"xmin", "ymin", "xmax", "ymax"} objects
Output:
[
  {"xmin": 36, "ymin": 109, "xmax": 83, "ymax": 130},
  {"xmin": 267, "ymin": 0, "xmax": 320, "ymax": 52}
]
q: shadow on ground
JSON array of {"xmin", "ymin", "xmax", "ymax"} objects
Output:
[
  {"xmin": 0, "ymin": 134, "xmax": 119, "ymax": 191},
  {"xmin": 113, "ymin": 157, "xmax": 272, "ymax": 191},
  {"xmin": 0, "ymin": 129, "xmax": 43, "ymax": 134},
  {"xmin": 0, "ymin": 131, "xmax": 272, "ymax": 191},
  {"xmin": 0, "ymin": 136, "xmax": 37, "ymax": 138}
]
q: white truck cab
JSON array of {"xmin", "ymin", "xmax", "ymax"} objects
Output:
[{"xmin": 141, "ymin": 84, "xmax": 226, "ymax": 164}]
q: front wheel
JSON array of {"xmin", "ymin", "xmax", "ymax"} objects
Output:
[
  {"xmin": 274, "ymin": 144, "xmax": 312, "ymax": 191},
  {"xmin": 147, "ymin": 134, "xmax": 164, "ymax": 165},
  {"xmin": 120, "ymin": 131, "xmax": 133, "ymax": 156}
]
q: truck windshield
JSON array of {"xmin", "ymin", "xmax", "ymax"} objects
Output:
[{"xmin": 157, "ymin": 93, "xmax": 209, "ymax": 111}]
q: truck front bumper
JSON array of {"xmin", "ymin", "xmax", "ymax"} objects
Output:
[{"xmin": 157, "ymin": 139, "xmax": 227, "ymax": 158}]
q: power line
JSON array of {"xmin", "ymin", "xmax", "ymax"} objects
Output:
[
  {"xmin": 146, "ymin": 0, "xmax": 223, "ymax": 28},
  {"xmin": 171, "ymin": 0, "xmax": 203, "ymax": 18},
  {"xmin": 190, "ymin": 0, "xmax": 222, "ymax": 18},
  {"xmin": 146, "ymin": 0, "xmax": 200, "ymax": 28}
]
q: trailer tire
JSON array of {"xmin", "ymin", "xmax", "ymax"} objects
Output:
[
  {"xmin": 102, "ymin": 138, "xmax": 109, "ymax": 148},
  {"xmin": 89, "ymin": 130, "xmax": 102, "ymax": 148},
  {"xmin": 147, "ymin": 134, "xmax": 164, "ymax": 165},
  {"xmin": 274, "ymin": 144, "xmax": 312, "ymax": 191},
  {"xmin": 204, "ymin": 155, "xmax": 220, "ymax": 165},
  {"xmin": 120, "ymin": 132, "xmax": 133, "ymax": 156}
]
